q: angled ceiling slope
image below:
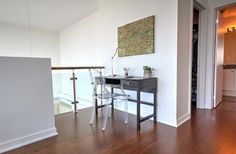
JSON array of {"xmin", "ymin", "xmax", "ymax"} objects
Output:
[
  {"xmin": 222, "ymin": 5, "xmax": 236, "ymax": 18},
  {"xmin": 0, "ymin": 0, "xmax": 99, "ymax": 31}
]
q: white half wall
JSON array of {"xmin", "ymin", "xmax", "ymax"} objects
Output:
[
  {"xmin": 0, "ymin": 23, "xmax": 60, "ymax": 66},
  {"xmin": 60, "ymin": 0, "xmax": 178, "ymax": 126},
  {"xmin": 0, "ymin": 57, "xmax": 57, "ymax": 153}
]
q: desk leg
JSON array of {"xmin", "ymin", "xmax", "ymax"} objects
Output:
[
  {"xmin": 111, "ymin": 87, "xmax": 114, "ymax": 111},
  {"xmin": 154, "ymin": 90, "xmax": 157, "ymax": 122},
  {"xmin": 95, "ymin": 98, "xmax": 98, "ymax": 115},
  {"xmin": 137, "ymin": 90, "xmax": 141, "ymax": 131}
]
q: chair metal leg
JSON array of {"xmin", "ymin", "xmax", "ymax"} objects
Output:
[
  {"xmin": 90, "ymin": 96, "xmax": 96, "ymax": 125},
  {"xmin": 108, "ymin": 103, "xmax": 111, "ymax": 117},
  {"xmin": 102, "ymin": 99, "xmax": 110, "ymax": 131}
]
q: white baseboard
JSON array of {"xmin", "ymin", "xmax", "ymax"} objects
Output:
[
  {"xmin": 157, "ymin": 113, "xmax": 191, "ymax": 128},
  {"xmin": 223, "ymin": 90, "xmax": 236, "ymax": 97},
  {"xmin": 157, "ymin": 115, "xmax": 178, "ymax": 127},
  {"xmin": 177, "ymin": 113, "xmax": 190, "ymax": 127},
  {"xmin": 0, "ymin": 127, "xmax": 58, "ymax": 154}
]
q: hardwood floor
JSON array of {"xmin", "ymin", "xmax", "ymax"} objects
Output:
[
  {"xmin": 5, "ymin": 103, "xmax": 236, "ymax": 154},
  {"xmin": 222, "ymin": 95, "xmax": 236, "ymax": 103},
  {"xmin": 217, "ymin": 101, "xmax": 236, "ymax": 112}
]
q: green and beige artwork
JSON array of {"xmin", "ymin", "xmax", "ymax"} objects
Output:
[{"xmin": 118, "ymin": 15, "xmax": 155, "ymax": 57}]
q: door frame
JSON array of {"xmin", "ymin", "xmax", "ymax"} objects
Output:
[
  {"xmin": 213, "ymin": 2, "xmax": 236, "ymax": 108},
  {"xmin": 189, "ymin": 0, "xmax": 207, "ymax": 110},
  {"xmin": 213, "ymin": 9, "xmax": 222, "ymax": 108}
]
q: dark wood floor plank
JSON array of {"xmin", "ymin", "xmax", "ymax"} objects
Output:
[
  {"xmin": 5, "ymin": 101, "xmax": 236, "ymax": 154},
  {"xmin": 222, "ymin": 95, "xmax": 236, "ymax": 103}
]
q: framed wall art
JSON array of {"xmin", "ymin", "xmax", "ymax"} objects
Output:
[{"xmin": 118, "ymin": 15, "xmax": 155, "ymax": 57}]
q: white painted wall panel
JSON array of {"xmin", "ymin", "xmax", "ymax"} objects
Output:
[
  {"xmin": 0, "ymin": 57, "xmax": 57, "ymax": 153},
  {"xmin": 177, "ymin": 0, "xmax": 192, "ymax": 124},
  {"xmin": 0, "ymin": 23, "xmax": 60, "ymax": 66}
]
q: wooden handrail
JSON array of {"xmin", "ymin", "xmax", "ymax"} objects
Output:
[{"xmin": 52, "ymin": 66, "xmax": 105, "ymax": 70}]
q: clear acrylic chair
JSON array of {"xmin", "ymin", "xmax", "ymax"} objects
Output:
[{"xmin": 89, "ymin": 69, "xmax": 128, "ymax": 131}]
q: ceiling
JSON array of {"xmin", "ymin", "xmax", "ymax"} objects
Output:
[
  {"xmin": 0, "ymin": 0, "xmax": 99, "ymax": 31},
  {"xmin": 222, "ymin": 5, "xmax": 236, "ymax": 18}
]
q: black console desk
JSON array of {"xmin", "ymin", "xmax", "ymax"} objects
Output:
[{"xmin": 96, "ymin": 76, "xmax": 157, "ymax": 131}]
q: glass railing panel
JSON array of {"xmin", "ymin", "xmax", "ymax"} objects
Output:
[
  {"xmin": 52, "ymin": 70, "xmax": 73, "ymax": 115},
  {"xmin": 52, "ymin": 67, "xmax": 105, "ymax": 115},
  {"xmin": 74, "ymin": 69, "xmax": 93, "ymax": 109}
]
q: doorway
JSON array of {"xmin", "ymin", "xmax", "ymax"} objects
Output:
[
  {"xmin": 191, "ymin": 8, "xmax": 199, "ymax": 109},
  {"xmin": 189, "ymin": 1, "xmax": 207, "ymax": 111},
  {"xmin": 214, "ymin": 3, "xmax": 236, "ymax": 107}
]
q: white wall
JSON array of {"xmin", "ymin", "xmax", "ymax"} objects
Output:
[
  {"xmin": 59, "ymin": 14, "xmax": 102, "ymax": 66},
  {"xmin": 60, "ymin": 0, "xmax": 179, "ymax": 126},
  {"xmin": 220, "ymin": 16, "xmax": 236, "ymax": 33},
  {"xmin": 0, "ymin": 57, "xmax": 57, "ymax": 153},
  {"xmin": 206, "ymin": 0, "xmax": 236, "ymax": 109},
  {"xmin": 177, "ymin": 0, "xmax": 193, "ymax": 126},
  {"xmin": 0, "ymin": 23, "xmax": 60, "ymax": 66}
]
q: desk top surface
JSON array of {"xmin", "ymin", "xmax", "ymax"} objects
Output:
[{"xmin": 103, "ymin": 75, "xmax": 157, "ymax": 81}]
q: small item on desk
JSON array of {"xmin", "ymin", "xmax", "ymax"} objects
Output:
[
  {"xmin": 123, "ymin": 67, "xmax": 129, "ymax": 77},
  {"xmin": 143, "ymin": 65, "xmax": 154, "ymax": 78}
]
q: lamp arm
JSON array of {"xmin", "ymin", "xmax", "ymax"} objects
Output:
[
  {"xmin": 111, "ymin": 48, "xmax": 120, "ymax": 60},
  {"xmin": 111, "ymin": 48, "xmax": 120, "ymax": 76}
]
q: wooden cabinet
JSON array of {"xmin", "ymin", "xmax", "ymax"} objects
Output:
[
  {"xmin": 223, "ymin": 69, "xmax": 235, "ymax": 91},
  {"xmin": 224, "ymin": 32, "xmax": 236, "ymax": 64}
]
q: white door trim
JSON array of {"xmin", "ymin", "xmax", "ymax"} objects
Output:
[
  {"xmin": 188, "ymin": 0, "xmax": 194, "ymax": 114},
  {"xmin": 213, "ymin": 10, "xmax": 220, "ymax": 108},
  {"xmin": 190, "ymin": 0, "xmax": 207, "ymax": 109}
]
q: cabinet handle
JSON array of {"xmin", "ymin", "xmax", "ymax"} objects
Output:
[{"xmin": 127, "ymin": 82, "xmax": 130, "ymax": 85}]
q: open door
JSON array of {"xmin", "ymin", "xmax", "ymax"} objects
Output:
[{"xmin": 214, "ymin": 10, "xmax": 224, "ymax": 107}]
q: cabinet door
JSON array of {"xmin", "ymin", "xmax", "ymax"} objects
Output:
[
  {"xmin": 224, "ymin": 33, "xmax": 231, "ymax": 64},
  {"xmin": 224, "ymin": 32, "xmax": 236, "ymax": 64},
  {"xmin": 223, "ymin": 69, "xmax": 235, "ymax": 91}
]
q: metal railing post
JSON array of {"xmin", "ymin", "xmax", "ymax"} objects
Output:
[{"xmin": 70, "ymin": 69, "xmax": 78, "ymax": 114}]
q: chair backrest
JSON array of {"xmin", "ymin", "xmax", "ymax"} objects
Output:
[
  {"xmin": 89, "ymin": 69, "xmax": 106, "ymax": 95},
  {"xmin": 88, "ymin": 69, "xmax": 105, "ymax": 85},
  {"xmin": 95, "ymin": 76, "xmax": 105, "ymax": 86}
]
